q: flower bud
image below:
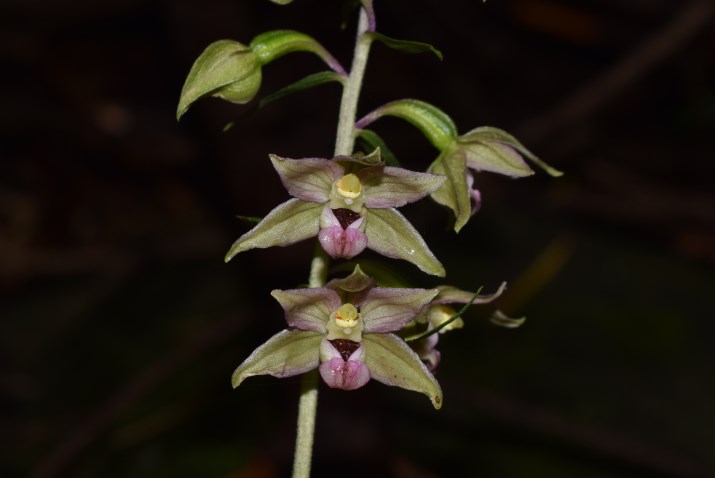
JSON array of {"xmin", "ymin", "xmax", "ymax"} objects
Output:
[{"xmin": 177, "ymin": 40, "xmax": 261, "ymax": 120}]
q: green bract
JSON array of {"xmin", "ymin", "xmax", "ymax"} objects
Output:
[
  {"xmin": 366, "ymin": 32, "xmax": 443, "ymax": 60},
  {"xmin": 357, "ymin": 99, "xmax": 457, "ymax": 150},
  {"xmin": 250, "ymin": 30, "xmax": 346, "ymax": 74}
]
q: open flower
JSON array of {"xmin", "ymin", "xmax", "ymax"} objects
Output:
[
  {"xmin": 225, "ymin": 149, "xmax": 446, "ymax": 276},
  {"xmin": 231, "ymin": 266, "xmax": 443, "ymax": 408},
  {"xmin": 405, "ymin": 282, "xmax": 507, "ymax": 371},
  {"xmin": 428, "ymin": 126, "xmax": 563, "ymax": 232},
  {"xmin": 356, "ymin": 100, "xmax": 562, "ymax": 232}
]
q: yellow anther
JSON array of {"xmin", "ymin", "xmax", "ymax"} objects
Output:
[
  {"xmin": 336, "ymin": 174, "xmax": 362, "ymax": 199},
  {"xmin": 428, "ymin": 305, "xmax": 464, "ymax": 332},
  {"xmin": 335, "ymin": 303, "xmax": 360, "ymax": 329}
]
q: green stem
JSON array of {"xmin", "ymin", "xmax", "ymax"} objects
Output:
[
  {"xmin": 334, "ymin": 9, "xmax": 372, "ymax": 157},
  {"xmin": 292, "ymin": 369, "xmax": 319, "ymax": 478},
  {"xmin": 292, "ymin": 246, "xmax": 328, "ymax": 478},
  {"xmin": 291, "ymin": 9, "xmax": 373, "ymax": 478}
]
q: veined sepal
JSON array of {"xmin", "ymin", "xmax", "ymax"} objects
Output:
[
  {"xmin": 231, "ymin": 329, "xmax": 323, "ymax": 387},
  {"xmin": 363, "ymin": 333, "xmax": 443, "ymax": 409}
]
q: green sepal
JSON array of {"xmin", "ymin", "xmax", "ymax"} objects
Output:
[
  {"xmin": 249, "ymin": 30, "xmax": 345, "ymax": 74},
  {"xmin": 365, "ymin": 208, "xmax": 446, "ymax": 277},
  {"xmin": 231, "ymin": 329, "xmax": 322, "ymax": 387},
  {"xmin": 460, "ymin": 126, "xmax": 563, "ymax": 177},
  {"xmin": 177, "ymin": 40, "xmax": 261, "ymax": 120},
  {"xmin": 331, "ymin": 260, "xmax": 414, "ymax": 288},
  {"xmin": 335, "ymin": 146, "xmax": 384, "ymax": 171},
  {"xmin": 327, "ymin": 264, "xmax": 374, "ymax": 293},
  {"xmin": 225, "ymin": 199, "xmax": 322, "ymax": 262},
  {"xmin": 490, "ymin": 310, "xmax": 526, "ymax": 329},
  {"xmin": 461, "ymin": 141, "xmax": 534, "ymax": 178},
  {"xmin": 268, "ymin": 0, "xmax": 293, "ymax": 4},
  {"xmin": 355, "ymin": 129, "xmax": 400, "ymax": 166},
  {"xmin": 366, "ymin": 32, "xmax": 443, "ymax": 60},
  {"xmin": 359, "ymin": 99, "xmax": 457, "ymax": 151},
  {"xmin": 363, "ymin": 333, "xmax": 443, "ymax": 409},
  {"xmin": 428, "ymin": 150, "xmax": 472, "ymax": 232}
]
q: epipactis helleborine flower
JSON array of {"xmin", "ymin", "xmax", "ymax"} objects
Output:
[
  {"xmin": 406, "ymin": 282, "xmax": 507, "ymax": 371},
  {"xmin": 355, "ymin": 99, "xmax": 562, "ymax": 232},
  {"xmin": 231, "ymin": 266, "xmax": 444, "ymax": 408},
  {"xmin": 225, "ymin": 148, "xmax": 446, "ymax": 276}
]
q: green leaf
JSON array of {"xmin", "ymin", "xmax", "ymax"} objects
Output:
[
  {"xmin": 428, "ymin": 150, "xmax": 472, "ymax": 232},
  {"xmin": 225, "ymin": 199, "xmax": 322, "ymax": 262},
  {"xmin": 269, "ymin": 0, "xmax": 293, "ymax": 4},
  {"xmin": 461, "ymin": 126, "xmax": 563, "ymax": 177},
  {"xmin": 358, "ymin": 99, "xmax": 458, "ymax": 151},
  {"xmin": 177, "ymin": 40, "xmax": 261, "ymax": 120},
  {"xmin": 490, "ymin": 310, "xmax": 526, "ymax": 329},
  {"xmin": 260, "ymin": 71, "xmax": 345, "ymax": 108},
  {"xmin": 363, "ymin": 333, "xmax": 443, "ymax": 409},
  {"xmin": 367, "ymin": 32, "xmax": 443, "ymax": 60},
  {"xmin": 364, "ymin": 208, "xmax": 445, "ymax": 277},
  {"xmin": 355, "ymin": 129, "xmax": 400, "ymax": 166},
  {"xmin": 232, "ymin": 329, "xmax": 322, "ymax": 387},
  {"xmin": 224, "ymin": 71, "xmax": 344, "ymax": 131}
]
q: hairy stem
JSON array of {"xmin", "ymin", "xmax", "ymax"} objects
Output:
[
  {"xmin": 292, "ymin": 246, "xmax": 328, "ymax": 478},
  {"xmin": 292, "ymin": 369, "xmax": 319, "ymax": 478},
  {"xmin": 334, "ymin": 9, "xmax": 372, "ymax": 156},
  {"xmin": 292, "ymin": 9, "xmax": 373, "ymax": 478}
]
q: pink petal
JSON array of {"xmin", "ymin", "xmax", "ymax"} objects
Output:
[
  {"xmin": 421, "ymin": 349, "xmax": 441, "ymax": 372},
  {"xmin": 466, "ymin": 171, "xmax": 482, "ymax": 216},
  {"xmin": 319, "ymin": 358, "xmax": 370, "ymax": 390},
  {"xmin": 318, "ymin": 226, "xmax": 368, "ymax": 259}
]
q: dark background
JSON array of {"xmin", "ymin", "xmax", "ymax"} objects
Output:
[{"xmin": 2, "ymin": 0, "xmax": 714, "ymax": 477}]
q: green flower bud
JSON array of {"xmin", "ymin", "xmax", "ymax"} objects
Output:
[{"xmin": 177, "ymin": 40, "xmax": 261, "ymax": 120}]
